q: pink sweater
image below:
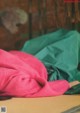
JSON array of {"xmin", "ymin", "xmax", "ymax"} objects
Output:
[{"xmin": 0, "ymin": 49, "xmax": 70, "ymax": 97}]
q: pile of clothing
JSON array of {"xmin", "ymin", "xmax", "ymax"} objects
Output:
[{"xmin": 0, "ymin": 29, "xmax": 80, "ymax": 99}]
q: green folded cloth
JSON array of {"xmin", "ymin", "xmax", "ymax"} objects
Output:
[
  {"xmin": 21, "ymin": 29, "xmax": 80, "ymax": 82},
  {"xmin": 65, "ymin": 84, "xmax": 80, "ymax": 95}
]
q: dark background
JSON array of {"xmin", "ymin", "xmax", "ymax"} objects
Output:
[{"xmin": 0, "ymin": 0, "xmax": 80, "ymax": 50}]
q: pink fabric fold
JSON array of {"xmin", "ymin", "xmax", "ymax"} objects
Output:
[{"xmin": 0, "ymin": 49, "xmax": 70, "ymax": 97}]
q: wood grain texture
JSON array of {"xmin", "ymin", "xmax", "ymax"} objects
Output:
[{"xmin": 0, "ymin": 0, "xmax": 80, "ymax": 50}]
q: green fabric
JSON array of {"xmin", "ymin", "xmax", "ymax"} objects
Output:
[
  {"xmin": 65, "ymin": 84, "xmax": 80, "ymax": 95},
  {"xmin": 21, "ymin": 29, "xmax": 80, "ymax": 82}
]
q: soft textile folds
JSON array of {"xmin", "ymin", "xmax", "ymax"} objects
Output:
[
  {"xmin": 0, "ymin": 49, "xmax": 69, "ymax": 97},
  {"xmin": 21, "ymin": 29, "xmax": 80, "ymax": 82}
]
